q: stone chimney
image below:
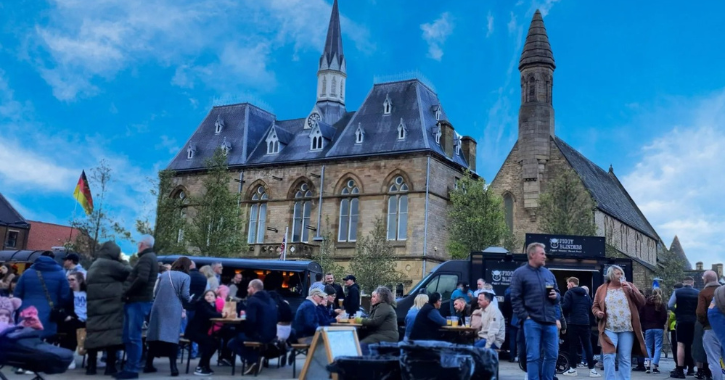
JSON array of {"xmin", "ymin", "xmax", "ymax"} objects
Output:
[
  {"xmin": 438, "ymin": 121, "xmax": 455, "ymax": 158},
  {"xmin": 696, "ymin": 262, "xmax": 703, "ymax": 270},
  {"xmin": 713, "ymin": 263, "xmax": 724, "ymax": 278},
  {"xmin": 460, "ymin": 136, "xmax": 477, "ymax": 172}
]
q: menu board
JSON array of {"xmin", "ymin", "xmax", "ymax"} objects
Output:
[{"xmin": 299, "ymin": 326, "xmax": 362, "ymax": 380}]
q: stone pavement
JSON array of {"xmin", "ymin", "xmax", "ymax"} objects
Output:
[{"xmin": 0, "ymin": 354, "xmax": 679, "ymax": 379}]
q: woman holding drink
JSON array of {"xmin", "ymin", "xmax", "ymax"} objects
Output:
[{"xmin": 592, "ymin": 265, "xmax": 646, "ymax": 380}]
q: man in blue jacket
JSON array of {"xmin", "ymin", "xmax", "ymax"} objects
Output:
[{"xmin": 510, "ymin": 242, "xmax": 560, "ymax": 380}]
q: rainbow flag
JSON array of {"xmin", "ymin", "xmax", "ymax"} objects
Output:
[{"xmin": 73, "ymin": 170, "xmax": 94, "ymax": 215}]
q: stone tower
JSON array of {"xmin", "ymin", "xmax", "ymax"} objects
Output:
[
  {"xmin": 311, "ymin": 0, "xmax": 347, "ymax": 126},
  {"xmin": 518, "ymin": 9, "xmax": 555, "ymax": 219}
]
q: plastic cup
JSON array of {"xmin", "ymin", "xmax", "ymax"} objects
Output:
[
  {"xmin": 465, "ymin": 317, "xmax": 471, "ymax": 327},
  {"xmin": 446, "ymin": 317, "xmax": 452, "ymax": 326},
  {"xmin": 451, "ymin": 316, "xmax": 459, "ymax": 326}
]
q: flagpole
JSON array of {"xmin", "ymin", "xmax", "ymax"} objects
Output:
[
  {"xmin": 282, "ymin": 226, "xmax": 289, "ymax": 261},
  {"xmin": 68, "ymin": 197, "xmax": 78, "ymax": 244}
]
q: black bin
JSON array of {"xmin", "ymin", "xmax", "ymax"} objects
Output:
[
  {"xmin": 399, "ymin": 341, "xmax": 474, "ymax": 380},
  {"xmin": 327, "ymin": 356, "xmax": 402, "ymax": 380},
  {"xmin": 368, "ymin": 341, "xmax": 402, "ymax": 357}
]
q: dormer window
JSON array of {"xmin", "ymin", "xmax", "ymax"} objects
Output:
[
  {"xmin": 434, "ymin": 106, "xmax": 442, "ymax": 121},
  {"xmin": 310, "ymin": 127, "xmax": 323, "ymax": 151},
  {"xmin": 455, "ymin": 136, "xmax": 461, "ymax": 155},
  {"xmin": 220, "ymin": 137, "xmax": 232, "ymax": 156},
  {"xmin": 355, "ymin": 123, "xmax": 364, "ymax": 144},
  {"xmin": 434, "ymin": 127, "xmax": 442, "ymax": 145},
  {"xmin": 186, "ymin": 143, "xmax": 196, "ymax": 159},
  {"xmin": 266, "ymin": 129, "xmax": 280, "ymax": 154},
  {"xmin": 397, "ymin": 118, "xmax": 407, "ymax": 140},
  {"xmin": 383, "ymin": 94, "xmax": 392, "ymax": 115},
  {"xmin": 215, "ymin": 115, "xmax": 224, "ymax": 134}
]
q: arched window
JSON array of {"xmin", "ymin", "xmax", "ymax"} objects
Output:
[
  {"xmin": 387, "ymin": 176, "xmax": 408, "ymax": 240},
  {"xmin": 176, "ymin": 190, "xmax": 188, "ymax": 243},
  {"xmin": 321, "ymin": 77, "xmax": 327, "ymax": 96},
  {"xmin": 292, "ymin": 183, "xmax": 313, "ymax": 243},
  {"xmin": 310, "ymin": 128, "xmax": 323, "ymax": 151},
  {"xmin": 338, "ymin": 179, "xmax": 360, "ymax": 242},
  {"xmin": 331, "ymin": 77, "xmax": 337, "ymax": 96},
  {"xmin": 503, "ymin": 193, "xmax": 514, "ymax": 232},
  {"xmin": 528, "ymin": 76, "xmax": 535, "ymax": 102},
  {"xmin": 267, "ymin": 130, "xmax": 280, "ymax": 154},
  {"xmin": 247, "ymin": 186, "xmax": 268, "ymax": 244},
  {"xmin": 340, "ymin": 79, "xmax": 344, "ymax": 99}
]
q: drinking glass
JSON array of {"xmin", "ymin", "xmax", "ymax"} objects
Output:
[
  {"xmin": 464, "ymin": 317, "xmax": 471, "ymax": 327},
  {"xmin": 446, "ymin": 317, "xmax": 452, "ymax": 326}
]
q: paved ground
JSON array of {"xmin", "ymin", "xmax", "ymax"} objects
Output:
[{"xmin": 0, "ymin": 353, "xmax": 679, "ymax": 379}]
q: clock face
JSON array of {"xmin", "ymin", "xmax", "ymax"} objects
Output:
[{"xmin": 307, "ymin": 112, "xmax": 321, "ymax": 128}]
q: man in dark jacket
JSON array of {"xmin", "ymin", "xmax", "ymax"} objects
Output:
[
  {"xmin": 182, "ymin": 260, "xmax": 207, "ymax": 360},
  {"xmin": 230, "ymin": 279, "xmax": 278, "ymax": 376},
  {"xmin": 115, "ymin": 235, "xmax": 158, "ymax": 380},
  {"xmin": 668, "ymin": 276, "xmax": 700, "ymax": 378},
  {"xmin": 343, "ymin": 275, "xmax": 360, "ymax": 316},
  {"xmin": 409, "ymin": 292, "xmax": 447, "ymax": 340},
  {"xmin": 325, "ymin": 273, "xmax": 345, "ymax": 307},
  {"xmin": 293, "ymin": 288, "xmax": 326, "ymax": 341},
  {"xmin": 510, "ymin": 242, "xmax": 560, "ymax": 380},
  {"xmin": 561, "ymin": 277, "xmax": 598, "ymax": 377}
]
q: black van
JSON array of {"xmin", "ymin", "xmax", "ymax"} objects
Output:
[{"xmin": 157, "ymin": 255, "xmax": 322, "ymax": 313}]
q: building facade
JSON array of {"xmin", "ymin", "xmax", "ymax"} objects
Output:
[
  {"xmin": 167, "ymin": 0, "xmax": 476, "ymax": 285},
  {"xmin": 489, "ymin": 11, "xmax": 662, "ymax": 287},
  {"xmin": 0, "ymin": 192, "xmax": 30, "ymax": 251}
]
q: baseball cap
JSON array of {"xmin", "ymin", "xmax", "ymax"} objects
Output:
[{"xmin": 342, "ymin": 275, "xmax": 356, "ymax": 281}]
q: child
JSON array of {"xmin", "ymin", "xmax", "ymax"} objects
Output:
[{"xmin": 186, "ymin": 290, "xmax": 226, "ymax": 376}]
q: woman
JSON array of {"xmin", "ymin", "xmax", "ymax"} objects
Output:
[
  {"xmin": 58, "ymin": 271, "xmax": 88, "ymax": 368},
  {"xmin": 199, "ymin": 265, "xmax": 218, "ymax": 291},
  {"xmin": 639, "ymin": 288, "xmax": 667, "ymax": 373},
  {"xmin": 359, "ymin": 286, "xmax": 399, "ymax": 353},
  {"xmin": 186, "ymin": 290, "xmax": 226, "ymax": 376},
  {"xmin": 85, "ymin": 241, "xmax": 131, "ymax": 376},
  {"xmin": 0, "ymin": 264, "xmax": 15, "ymax": 296},
  {"xmin": 145, "ymin": 257, "xmax": 191, "ymax": 377},
  {"xmin": 707, "ymin": 286, "xmax": 725, "ymax": 377},
  {"xmin": 404, "ymin": 293, "xmax": 428, "ymax": 341},
  {"xmin": 592, "ymin": 265, "xmax": 646, "ymax": 380}
]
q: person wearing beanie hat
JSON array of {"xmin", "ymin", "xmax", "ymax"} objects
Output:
[{"xmin": 293, "ymin": 288, "xmax": 327, "ymax": 343}]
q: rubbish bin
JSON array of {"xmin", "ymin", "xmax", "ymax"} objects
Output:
[
  {"xmin": 368, "ymin": 342, "xmax": 402, "ymax": 357},
  {"xmin": 399, "ymin": 341, "xmax": 474, "ymax": 380},
  {"xmin": 327, "ymin": 356, "xmax": 402, "ymax": 380}
]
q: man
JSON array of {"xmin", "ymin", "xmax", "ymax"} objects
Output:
[
  {"xmin": 293, "ymin": 288, "xmax": 327, "ymax": 342},
  {"xmin": 561, "ymin": 277, "xmax": 599, "ymax": 378},
  {"xmin": 473, "ymin": 278, "xmax": 486, "ymax": 298},
  {"xmin": 452, "ymin": 297, "xmax": 470, "ymax": 321},
  {"xmin": 322, "ymin": 285, "xmax": 343, "ymax": 322},
  {"xmin": 510, "ymin": 242, "xmax": 560, "ymax": 380},
  {"xmin": 63, "ymin": 253, "xmax": 87, "ymax": 278},
  {"xmin": 212, "ymin": 262, "xmax": 223, "ymax": 284},
  {"xmin": 230, "ymin": 279, "xmax": 277, "ymax": 376},
  {"xmin": 471, "ymin": 292, "xmax": 505, "ymax": 349},
  {"xmin": 114, "ymin": 235, "xmax": 158, "ymax": 380},
  {"xmin": 343, "ymin": 275, "xmax": 360, "ymax": 317},
  {"xmin": 409, "ymin": 292, "xmax": 448, "ymax": 340},
  {"xmin": 325, "ymin": 273, "xmax": 345, "ymax": 305},
  {"xmin": 309, "ymin": 273, "xmax": 325, "ymax": 293},
  {"xmin": 697, "ymin": 271, "xmax": 722, "ymax": 380},
  {"xmin": 669, "ymin": 276, "xmax": 700, "ymax": 378},
  {"xmin": 227, "ymin": 273, "xmax": 243, "ymax": 301}
]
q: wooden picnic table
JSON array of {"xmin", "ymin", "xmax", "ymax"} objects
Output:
[
  {"xmin": 210, "ymin": 318, "xmax": 245, "ymax": 324},
  {"xmin": 439, "ymin": 325, "xmax": 478, "ymax": 344}
]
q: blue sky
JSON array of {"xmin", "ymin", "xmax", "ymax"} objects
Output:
[{"xmin": 1, "ymin": 0, "xmax": 723, "ymax": 268}]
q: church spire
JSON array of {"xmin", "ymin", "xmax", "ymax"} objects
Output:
[
  {"xmin": 313, "ymin": 0, "xmax": 347, "ymax": 126},
  {"xmin": 519, "ymin": 9, "xmax": 555, "ymax": 71},
  {"xmin": 321, "ymin": 0, "xmax": 344, "ymax": 68}
]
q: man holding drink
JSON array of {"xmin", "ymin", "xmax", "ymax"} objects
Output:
[{"xmin": 511, "ymin": 242, "xmax": 561, "ymax": 380}]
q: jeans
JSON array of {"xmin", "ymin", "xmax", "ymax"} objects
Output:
[
  {"xmin": 508, "ymin": 325, "xmax": 519, "ymax": 360},
  {"xmin": 644, "ymin": 329, "xmax": 664, "ymax": 366},
  {"xmin": 567, "ymin": 325, "xmax": 595, "ymax": 369},
  {"xmin": 708, "ymin": 307, "xmax": 725, "ymax": 378},
  {"xmin": 229, "ymin": 333, "xmax": 259, "ymax": 365},
  {"xmin": 703, "ymin": 330, "xmax": 723, "ymax": 380},
  {"xmin": 523, "ymin": 319, "xmax": 558, "ymax": 380},
  {"xmin": 474, "ymin": 338, "xmax": 499, "ymax": 349},
  {"xmin": 603, "ymin": 330, "xmax": 634, "ymax": 380},
  {"xmin": 122, "ymin": 302, "xmax": 153, "ymax": 373}
]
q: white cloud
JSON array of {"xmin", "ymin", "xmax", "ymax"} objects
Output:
[
  {"xmin": 486, "ymin": 12, "xmax": 494, "ymax": 38},
  {"xmin": 507, "ymin": 12, "xmax": 518, "ymax": 35},
  {"xmin": 156, "ymin": 135, "xmax": 179, "ymax": 154},
  {"xmin": 535, "ymin": 0, "xmax": 561, "ymax": 17},
  {"xmin": 622, "ymin": 90, "xmax": 725, "ymax": 268},
  {"xmin": 420, "ymin": 12, "xmax": 455, "ymax": 61},
  {"xmin": 30, "ymin": 0, "xmax": 372, "ymax": 100}
]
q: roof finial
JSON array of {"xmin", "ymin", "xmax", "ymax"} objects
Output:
[
  {"xmin": 608, "ymin": 164, "xmax": 613, "ymax": 173},
  {"xmin": 519, "ymin": 9, "xmax": 555, "ymax": 71}
]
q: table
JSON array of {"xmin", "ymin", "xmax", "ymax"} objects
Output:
[
  {"xmin": 439, "ymin": 326, "xmax": 478, "ymax": 344},
  {"xmin": 331, "ymin": 322, "xmax": 363, "ymax": 327},
  {"xmin": 210, "ymin": 318, "xmax": 245, "ymax": 324}
]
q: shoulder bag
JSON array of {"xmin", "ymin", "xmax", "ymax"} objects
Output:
[{"xmin": 36, "ymin": 271, "xmax": 68, "ymax": 324}]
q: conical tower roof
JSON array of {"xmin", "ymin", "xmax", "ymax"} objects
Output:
[
  {"xmin": 320, "ymin": 0, "xmax": 344, "ymax": 67},
  {"xmin": 519, "ymin": 9, "xmax": 555, "ymax": 70},
  {"xmin": 669, "ymin": 235, "xmax": 693, "ymax": 270}
]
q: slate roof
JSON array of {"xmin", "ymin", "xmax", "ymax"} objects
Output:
[
  {"xmin": 0, "ymin": 192, "xmax": 27, "ymax": 227},
  {"xmin": 168, "ymin": 79, "xmax": 473, "ymax": 172},
  {"xmin": 553, "ymin": 137, "xmax": 659, "ymax": 240},
  {"xmin": 669, "ymin": 235, "xmax": 693, "ymax": 270},
  {"xmin": 519, "ymin": 10, "xmax": 555, "ymax": 70}
]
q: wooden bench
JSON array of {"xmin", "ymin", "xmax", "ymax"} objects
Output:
[{"xmin": 290, "ymin": 343, "xmax": 311, "ymax": 378}]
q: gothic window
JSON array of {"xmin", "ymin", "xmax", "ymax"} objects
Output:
[
  {"xmin": 338, "ymin": 179, "xmax": 360, "ymax": 242},
  {"xmin": 397, "ymin": 118, "xmax": 407, "ymax": 140},
  {"xmin": 383, "ymin": 94, "xmax": 392, "ymax": 114},
  {"xmin": 387, "ymin": 176, "xmax": 408, "ymax": 240},
  {"xmin": 247, "ymin": 186, "xmax": 268, "ymax": 244},
  {"xmin": 321, "ymin": 77, "xmax": 327, "ymax": 96},
  {"xmin": 331, "ymin": 77, "xmax": 337, "ymax": 96},
  {"xmin": 215, "ymin": 115, "xmax": 224, "ymax": 134},
  {"xmin": 455, "ymin": 136, "xmax": 461, "ymax": 155},
  {"xmin": 186, "ymin": 144, "xmax": 196, "ymax": 159},
  {"xmin": 546, "ymin": 76, "xmax": 552, "ymax": 103},
  {"xmin": 310, "ymin": 128, "xmax": 323, "ymax": 151},
  {"xmin": 355, "ymin": 123, "xmax": 364, "ymax": 144},
  {"xmin": 528, "ymin": 76, "xmax": 535, "ymax": 102},
  {"xmin": 292, "ymin": 183, "xmax": 313, "ymax": 243},
  {"xmin": 175, "ymin": 190, "xmax": 189, "ymax": 243},
  {"xmin": 340, "ymin": 79, "xmax": 344, "ymax": 99},
  {"xmin": 435, "ymin": 107, "xmax": 442, "ymax": 121},
  {"xmin": 503, "ymin": 193, "xmax": 514, "ymax": 232},
  {"xmin": 266, "ymin": 130, "xmax": 280, "ymax": 154}
]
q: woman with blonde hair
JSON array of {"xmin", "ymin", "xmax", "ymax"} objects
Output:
[
  {"xmin": 404, "ymin": 293, "xmax": 429, "ymax": 341},
  {"xmin": 592, "ymin": 265, "xmax": 646, "ymax": 380},
  {"xmin": 199, "ymin": 265, "xmax": 218, "ymax": 291}
]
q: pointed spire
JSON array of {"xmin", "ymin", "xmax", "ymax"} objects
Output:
[
  {"xmin": 321, "ymin": 0, "xmax": 344, "ymax": 67},
  {"xmin": 669, "ymin": 235, "xmax": 693, "ymax": 270},
  {"xmin": 519, "ymin": 9, "xmax": 555, "ymax": 71}
]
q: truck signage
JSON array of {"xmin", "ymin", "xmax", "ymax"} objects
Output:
[{"xmin": 525, "ymin": 233, "xmax": 605, "ymax": 257}]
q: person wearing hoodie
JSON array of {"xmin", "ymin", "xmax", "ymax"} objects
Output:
[
  {"xmin": 639, "ymin": 288, "xmax": 668, "ymax": 374},
  {"xmin": 84, "ymin": 241, "xmax": 131, "ymax": 376},
  {"xmin": 561, "ymin": 277, "xmax": 599, "ymax": 377},
  {"xmin": 13, "ymin": 251, "xmax": 71, "ymax": 339},
  {"xmin": 229, "ymin": 279, "xmax": 278, "ymax": 376}
]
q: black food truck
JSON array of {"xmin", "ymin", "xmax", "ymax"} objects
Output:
[{"xmin": 395, "ymin": 234, "xmax": 633, "ymax": 341}]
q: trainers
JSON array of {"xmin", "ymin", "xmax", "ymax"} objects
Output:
[
  {"xmin": 194, "ymin": 367, "xmax": 212, "ymax": 376},
  {"xmin": 647, "ymin": 367, "xmax": 651, "ymax": 374},
  {"xmin": 68, "ymin": 360, "xmax": 76, "ymax": 370},
  {"xmin": 653, "ymin": 368, "xmax": 661, "ymax": 374},
  {"xmin": 243, "ymin": 363, "xmax": 258, "ymax": 376},
  {"xmin": 218, "ymin": 358, "xmax": 232, "ymax": 367},
  {"xmin": 590, "ymin": 369, "xmax": 602, "ymax": 378},
  {"xmin": 256, "ymin": 358, "xmax": 264, "ymax": 375},
  {"xmin": 563, "ymin": 369, "xmax": 578, "ymax": 377}
]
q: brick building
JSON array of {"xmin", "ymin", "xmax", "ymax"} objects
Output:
[
  {"xmin": 489, "ymin": 11, "xmax": 663, "ymax": 287},
  {"xmin": 167, "ymin": 0, "xmax": 475, "ymax": 285},
  {"xmin": 0, "ymin": 192, "xmax": 30, "ymax": 251},
  {"xmin": 26, "ymin": 221, "xmax": 81, "ymax": 251}
]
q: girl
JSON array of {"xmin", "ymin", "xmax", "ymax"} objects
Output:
[
  {"xmin": 210, "ymin": 285, "xmax": 229, "ymax": 335},
  {"xmin": 186, "ymin": 290, "xmax": 226, "ymax": 376},
  {"xmin": 59, "ymin": 271, "xmax": 88, "ymax": 369}
]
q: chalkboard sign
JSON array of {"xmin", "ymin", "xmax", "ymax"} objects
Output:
[{"xmin": 299, "ymin": 326, "xmax": 362, "ymax": 380}]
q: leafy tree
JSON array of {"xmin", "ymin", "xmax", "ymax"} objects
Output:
[
  {"xmin": 311, "ymin": 217, "xmax": 345, "ymax": 281},
  {"xmin": 447, "ymin": 171, "xmax": 510, "ymax": 259},
  {"xmin": 144, "ymin": 169, "xmax": 188, "ymax": 254},
  {"xmin": 655, "ymin": 246, "xmax": 686, "ymax": 297},
  {"xmin": 538, "ymin": 168, "xmax": 597, "ymax": 236},
  {"xmin": 69, "ymin": 160, "xmax": 133, "ymax": 257},
  {"xmin": 184, "ymin": 149, "xmax": 247, "ymax": 257},
  {"xmin": 350, "ymin": 217, "xmax": 405, "ymax": 294}
]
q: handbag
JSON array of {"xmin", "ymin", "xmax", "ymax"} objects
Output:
[
  {"xmin": 36, "ymin": 271, "xmax": 67, "ymax": 324},
  {"xmin": 76, "ymin": 327, "xmax": 87, "ymax": 355}
]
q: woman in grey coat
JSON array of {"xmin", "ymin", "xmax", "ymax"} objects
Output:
[{"xmin": 144, "ymin": 257, "xmax": 191, "ymax": 377}]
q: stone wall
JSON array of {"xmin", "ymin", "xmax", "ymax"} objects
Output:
[{"xmin": 595, "ymin": 211, "xmax": 658, "ymax": 266}]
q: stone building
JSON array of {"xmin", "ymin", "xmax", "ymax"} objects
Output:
[
  {"xmin": 489, "ymin": 11, "xmax": 663, "ymax": 287},
  {"xmin": 166, "ymin": 0, "xmax": 475, "ymax": 285}
]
